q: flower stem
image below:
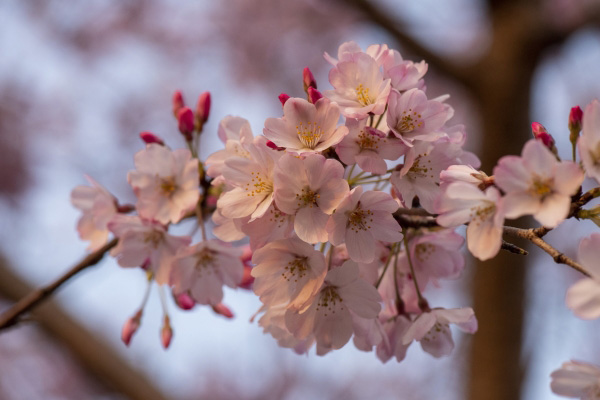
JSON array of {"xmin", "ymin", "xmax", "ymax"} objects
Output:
[{"xmin": 403, "ymin": 233, "xmax": 427, "ymax": 310}]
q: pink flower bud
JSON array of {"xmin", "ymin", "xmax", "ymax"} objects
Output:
[
  {"xmin": 278, "ymin": 93, "xmax": 290, "ymax": 107},
  {"xmin": 241, "ymin": 245, "xmax": 252, "ymax": 264},
  {"xmin": 139, "ymin": 131, "xmax": 165, "ymax": 146},
  {"xmin": 238, "ymin": 265, "xmax": 254, "ymax": 290},
  {"xmin": 172, "ymin": 90, "xmax": 185, "ymax": 117},
  {"xmin": 174, "ymin": 292, "xmax": 196, "ymax": 310},
  {"xmin": 160, "ymin": 316, "xmax": 173, "ymax": 349},
  {"xmin": 121, "ymin": 310, "xmax": 142, "ymax": 347},
  {"xmin": 531, "ymin": 122, "xmax": 555, "ymax": 149},
  {"xmin": 212, "ymin": 303, "xmax": 234, "ymax": 319},
  {"xmin": 195, "ymin": 91, "xmax": 211, "ymax": 125},
  {"xmin": 266, "ymin": 140, "xmax": 285, "ymax": 151},
  {"xmin": 177, "ymin": 107, "xmax": 195, "ymax": 141},
  {"xmin": 303, "ymin": 67, "xmax": 317, "ymax": 92},
  {"xmin": 569, "ymin": 105, "xmax": 583, "ymax": 132},
  {"xmin": 307, "ymin": 87, "xmax": 323, "ymax": 104}
]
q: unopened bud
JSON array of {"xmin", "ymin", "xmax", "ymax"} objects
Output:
[
  {"xmin": 160, "ymin": 315, "xmax": 173, "ymax": 349},
  {"xmin": 239, "ymin": 265, "xmax": 254, "ymax": 290},
  {"xmin": 307, "ymin": 87, "xmax": 323, "ymax": 104},
  {"xmin": 195, "ymin": 91, "xmax": 211, "ymax": 129},
  {"xmin": 212, "ymin": 303, "xmax": 234, "ymax": 319},
  {"xmin": 531, "ymin": 122, "xmax": 556, "ymax": 150},
  {"xmin": 172, "ymin": 90, "xmax": 185, "ymax": 118},
  {"xmin": 569, "ymin": 105, "xmax": 583, "ymax": 146},
  {"xmin": 121, "ymin": 310, "xmax": 142, "ymax": 347},
  {"xmin": 303, "ymin": 67, "xmax": 317, "ymax": 92},
  {"xmin": 139, "ymin": 131, "xmax": 165, "ymax": 146},
  {"xmin": 278, "ymin": 93, "xmax": 290, "ymax": 107},
  {"xmin": 174, "ymin": 292, "xmax": 196, "ymax": 310},
  {"xmin": 177, "ymin": 107, "xmax": 195, "ymax": 141}
]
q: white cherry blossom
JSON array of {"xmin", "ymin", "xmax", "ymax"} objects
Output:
[{"xmin": 566, "ymin": 233, "xmax": 600, "ymax": 320}]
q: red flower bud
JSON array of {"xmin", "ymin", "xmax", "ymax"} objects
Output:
[
  {"xmin": 531, "ymin": 122, "xmax": 555, "ymax": 149},
  {"xmin": 139, "ymin": 131, "xmax": 165, "ymax": 146},
  {"xmin": 303, "ymin": 67, "xmax": 317, "ymax": 92},
  {"xmin": 172, "ymin": 90, "xmax": 185, "ymax": 118},
  {"xmin": 278, "ymin": 93, "xmax": 290, "ymax": 107},
  {"xmin": 177, "ymin": 107, "xmax": 195, "ymax": 141},
  {"xmin": 307, "ymin": 87, "xmax": 323, "ymax": 104},
  {"xmin": 212, "ymin": 303, "xmax": 234, "ymax": 319},
  {"xmin": 160, "ymin": 316, "xmax": 173, "ymax": 349},
  {"xmin": 569, "ymin": 105, "xmax": 583, "ymax": 133},
  {"xmin": 174, "ymin": 292, "xmax": 196, "ymax": 310},
  {"xmin": 195, "ymin": 91, "xmax": 211, "ymax": 125},
  {"xmin": 121, "ymin": 310, "xmax": 142, "ymax": 347}
]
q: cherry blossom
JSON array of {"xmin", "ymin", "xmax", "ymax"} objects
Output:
[
  {"xmin": 387, "ymin": 88, "xmax": 449, "ymax": 145},
  {"xmin": 324, "ymin": 41, "xmax": 389, "ymax": 67},
  {"xmin": 128, "ymin": 143, "xmax": 199, "ymax": 224},
  {"xmin": 108, "ymin": 215, "xmax": 191, "ymax": 284},
  {"xmin": 402, "ymin": 307, "xmax": 477, "ymax": 358},
  {"xmin": 285, "ymin": 261, "xmax": 382, "ymax": 351},
  {"xmin": 579, "ymin": 99, "xmax": 600, "ymax": 183},
  {"xmin": 205, "ymin": 116, "xmax": 254, "ymax": 182},
  {"xmin": 251, "ymin": 237, "xmax": 327, "ymax": 311},
  {"xmin": 71, "ymin": 175, "xmax": 118, "ymax": 251},
  {"xmin": 263, "ymin": 97, "xmax": 348, "ymax": 154},
  {"xmin": 436, "ymin": 182, "xmax": 505, "ymax": 261},
  {"xmin": 170, "ymin": 240, "xmax": 244, "ymax": 305},
  {"xmin": 494, "ymin": 139, "xmax": 584, "ymax": 228},
  {"xmin": 273, "ymin": 153, "xmax": 348, "ymax": 243},
  {"xmin": 324, "ymin": 52, "xmax": 391, "ymax": 119},
  {"xmin": 216, "ymin": 136, "xmax": 282, "ymax": 221},
  {"xmin": 327, "ymin": 186, "xmax": 403, "ymax": 263},
  {"xmin": 551, "ymin": 360, "xmax": 600, "ymax": 399},
  {"xmin": 381, "ymin": 48, "xmax": 427, "ymax": 92},
  {"xmin": 335, "ymin": 118, "xmax": 407, "ymax": 175},
  {"xmin": 566, "ymin": 233, "xmax": 600, "ymax": 320}
]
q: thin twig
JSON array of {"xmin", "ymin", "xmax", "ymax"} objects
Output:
[
  {"xmin": 501, "ymin": 240, "xmax": 528, "ymax": 256},
  {"xmin": 503, "ymin": 226, "xmax": 590, "ymax": 277},
  {"xmin": 0, "ymin": 238, "xmax": 118, "ymax": 331}
]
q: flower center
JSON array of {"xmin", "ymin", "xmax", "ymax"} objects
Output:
[
  {"xmin": 356, "ymin": 84, "xmax": 373, "ymax": 106},
  {"xmin": 531, "ymin": 178, "xmax": 553, "ymax": 198},
  {"xmin": 469, "ymin": 202, "xmax": 496, "ymax": 226},
  {"xmin": 194, "ymin": 248, "xmax": 216, "ymax": 277},
  {"xmin": 397, "ymin": 108, "xmax": 423, "ymax": 133},
  {"xmin": 316, "ymin": 286, "xmax": 344, "ymax": 316},
  {"xmin": 245, "ymin": 171, "xmax": 273, "ymax": 197},
  {"xmin": 408, "ymin": 156, "xmax": 433, "ymax": 179},
  {"xmin": 415, "ymin": 243, "xmax": 435, "ymax": 263},
  {"xmin": 347, "ymin": 204, "xmax": 374, "ymax": 232},
  {"xmin": 282, "ymin": 257, "xmax": 309, "ymax": 282},
  {"xmin": 357, "ymin": 129, "xmax": 382, "ymax": 151},
  {"xmin": 296, "ymin": 122, "xmax": 323, "ymax": 149},
  {"xmin": 160, "ymin": 177, "xmax": 178, "ymax": 195},
  {"xmin": 296, "ymin": 187, "xmax": 320, "ymax": 208},
  {"xmin": 143, "ymin": 229, "xmax": 164, "ymax": 248}
]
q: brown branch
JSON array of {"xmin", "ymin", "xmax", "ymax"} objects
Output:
[
  {"xmin": 0, "ymin": 238, "xmax": 118, "ymax": 331},
  {"xmin": 501, "ymin": 240, "xmax": 528, "ymax": 255},
  {"xmin": 339, "ymin": 0, "xmax": 477, "ymax": 93},
  {"xmin": 503, "ymin": 226, "xmax": 590, "ymax": 277}
]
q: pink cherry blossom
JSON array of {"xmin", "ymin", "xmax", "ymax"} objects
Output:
[
  {"xmin": 402, "ymin": 307, "xmax": 477, "ymax": 358},
  {"xmin": 255, "ymin": 304, "xmax": 315, "ymax": 355},
  {"xmin": 327, "ymin": 186, "xmax": 403, "ymax": 263},
  {"xmin": 376, "ymin": 308, "xmax": 412, "ymax": 363},
  {"xmin": 241, "ymin": 203, "xmax": 295, "ymax": 250},
  {"xmin": 335, "ymin": 118, "xmax": 407, "ymax": 175},
  {"xmin": 578, "ymin": 99, "xmax": 600, "ymax": 183},
  {"xmin": 217, "ymin": 136, "xmax": 282, "ymax": 221},
  {"xmin": 387, "ymin": 88, "xmax": 449, "ymax": 145},
  {"xmin": 439, "ymin": 164, "xmax": 489, "ymax": 189},
  {"xmin": 205, "ymin": 116, "xmax": 254, "ymax": 182},
  {"xmin": 170, "ymin": 240, "xmax": 244, "ymax": 305},
  {"xmin": 382, "ymin": 48, "xmax": 428, "ymax": 92},
  {"xmin": 551, "ymin": 360, "xmax": 600, "ymax": 399},
  {"xmin": 566, "ymin": 233, "xmax": 600, "ymax": 320},
  {"xmin": 251, "ymin": 237, "xmax": 327, "ymax": 311},
  {"xmin": 273, "ymin": 153, "xmax": 348, "ymax": 243},
  {"xmin": 324, "ymin": 52, "xmax": 391, "ymax": 119},
  {"xmin": 436, "ymin": 182, "xmax": 505, "ymax": 261},
  {"xmin": 71, "ymin": 175, "xmax": 118, "ymax": 251},
  {"xmin": 324, "ymin": 41, "xmax": 389, "ymax": 67},
  {"xmin": 128, "ymin": 143, "xmax": 199, "ymax": 224},
  {"xmin": 263, "ymin": 97, "xmax": 348, "ymax": 154},
  {"xmin": 494, "ymin": 139, "xmax": 584, "ymax": 228},
  {"xmin": 285, "ymin": 260, "xmax": 382, "ymax": 351},
  {"xmin": 108, "ymin": 215, "xmax": 191, "ymax": 284}
]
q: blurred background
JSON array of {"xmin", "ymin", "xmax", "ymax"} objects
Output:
[{"xmin": 1, "ymin": 0, "xmax": 600, "ymax": 399}]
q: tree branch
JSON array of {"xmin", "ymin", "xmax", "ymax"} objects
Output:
[
  {"xmin": 503, "ymin": 226, "xmax": 590, "ymax": 277},
  {"xmin": 339, "ymin": 0, "xmax": 477, "ymax": 92},
  {"xmin": 0, "ymin": 238, "xmax": 118, "ymax": 331}
]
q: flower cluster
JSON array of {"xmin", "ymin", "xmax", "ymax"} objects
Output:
[{"xmin": 69, "ymin": 41, "xmax": 600, "ymax": 397}]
